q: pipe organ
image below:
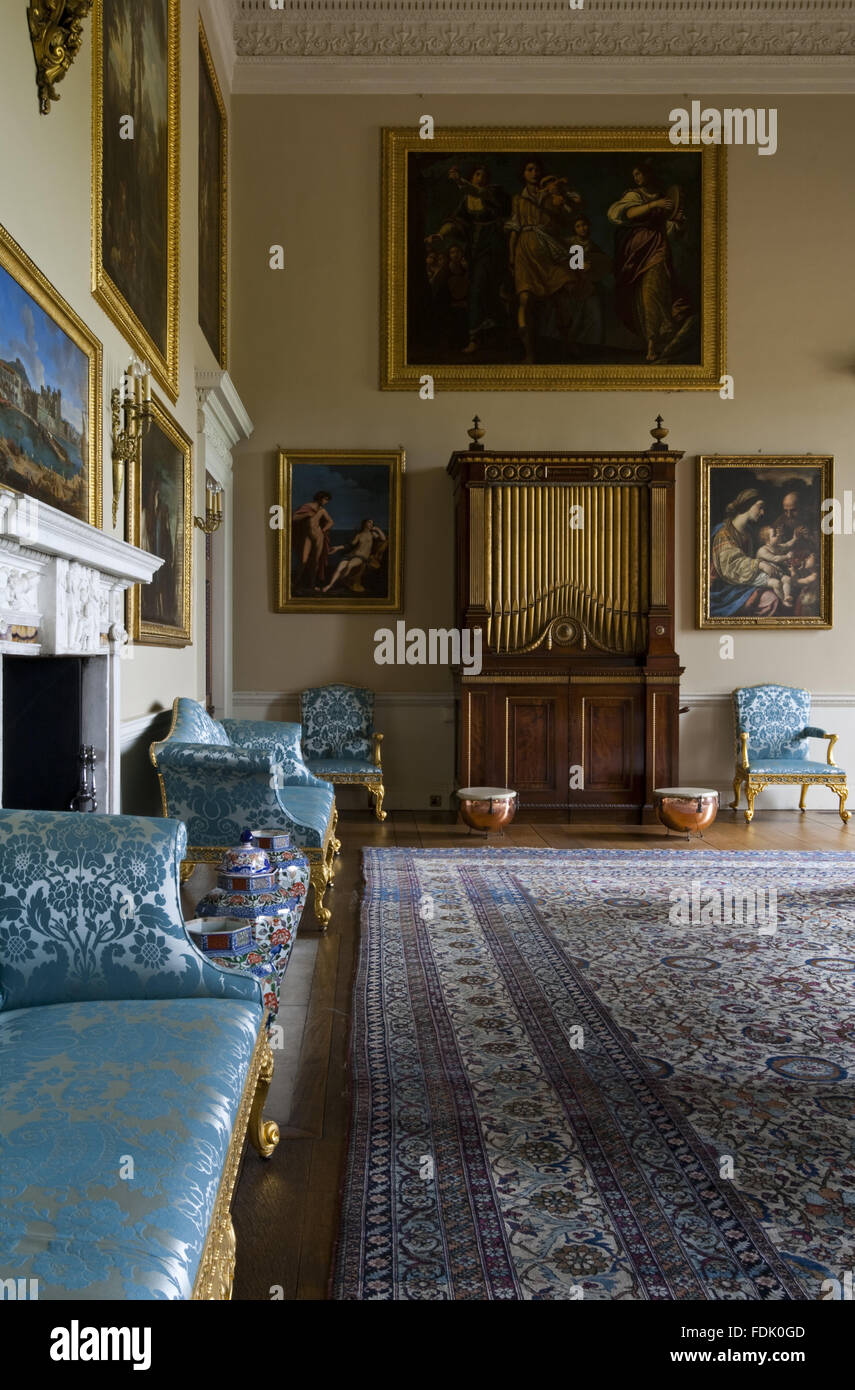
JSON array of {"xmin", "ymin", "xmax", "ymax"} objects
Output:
[{"xmin": 447, "ymin": 427, "xmax": 683, "ymax": 819}]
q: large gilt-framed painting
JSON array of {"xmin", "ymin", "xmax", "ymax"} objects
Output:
[
  {"xmin": 127, "ymin": 396, "xmax": 191, "ymax": 646},
  {"xmin": 382, "ymin": 127, "xmax": 726, "ymax": 391},
  {"xmin": 275, "ymin": 450, "xmax": 404, "ymax": 613},
  {"xmin": 698, "ymin": 456, "xmax": 832, "ymax": 630},
  {"xmin": 92, "ymin": 0, "xmax": 180, "ymax": 401},
  {"xmin": 0, "ymin": 220, "xmax": 101, "ymax": 526},
  {"xmin": 198, "ymin": 17, "xmax": 227, "ymax": 367}
]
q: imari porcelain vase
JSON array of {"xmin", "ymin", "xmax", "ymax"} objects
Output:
[{"xmin": 192, "ymin": 829, "xmax": 309, "ymax": 1016}]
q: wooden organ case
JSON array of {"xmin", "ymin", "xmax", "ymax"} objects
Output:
[{"xmin": 447, "ymin": 426, "xmax": 684, "ymax": 820}]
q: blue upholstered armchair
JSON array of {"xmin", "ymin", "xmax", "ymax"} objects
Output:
[
  {"xmin": 300, "ymin": 684, "xmax": 387, "ymax": 822},
  {"xmin": 729, "ymin": 684, "xmax": 850, "ymax": 824},
  {"xmin": 0, "ymin": 809, "xmax": 277, "ymax": 1300},
  {"xmin": 150, "ymin": 697, "xmax": 340, "ymax": 927}
]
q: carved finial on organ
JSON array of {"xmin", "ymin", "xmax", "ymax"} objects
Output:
[
  {"xmin": 467, "ymin": 415, "xmax": 485, "ymax": 451},
  {"xmin": 649, "ymin": 415, "xmax": 670, "ymax": 452}
]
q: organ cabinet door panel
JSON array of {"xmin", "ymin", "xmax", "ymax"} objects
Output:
[
  {"xmin": 448, "ymin": 426, "xmax": 683, "ymax": 822},
  {"xmin": 460, "ymin": 684, "xmax": 569, "ymax": 806},
  {"xmin": 505, "ymin": 687, "xmax": 569, "ymax": 807},
  {"xmin": 571, "ymin": 684, "xmax": 645, "ymax": 814}
]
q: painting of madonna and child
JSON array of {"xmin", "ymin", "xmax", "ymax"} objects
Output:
[
  {"xmin": 382, "ymin": 129, "xmax": 724, "ymax": 389},
  {"xmin": 698, "ymin": 457, "xmax": 833, "ymax": 630},
  {"xmin": 275, "ymin": 450, "xmax": 404, "ymax": 613}
]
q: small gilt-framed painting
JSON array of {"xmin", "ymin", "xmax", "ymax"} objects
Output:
[
  {"xmin": 382, "ymin": 125, "xmax": 726, "ymax": 391},
  {"xmin": 698, "ymin": 456, "xmax": 832, "ymax": 630},
  {"xmin": 92, "ymin": 0, "xmax": 180, "ymax": 401},
  {"xmin": 198, "ymin": 17, "xmax": 228, "ymax": 367},
  {"xmin": 275, "ymin": 449, "xmax": 404, "ymax": 613},
  {"xmin": 127, "ymin": 396, "xmax": 192, "ymax": 646},
  {"xmin": 0, "ymin": 219, "xmax": 102, "ymax": 526}
]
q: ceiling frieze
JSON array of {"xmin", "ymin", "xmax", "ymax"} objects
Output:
[{"xmin": 231, "ymin": 1, "xmax": 855, "ymax": 61}]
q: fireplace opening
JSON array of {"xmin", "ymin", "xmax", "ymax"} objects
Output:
[{"xmin": 2, "ymin": 655, "xmax": 106, "ymax": 812}]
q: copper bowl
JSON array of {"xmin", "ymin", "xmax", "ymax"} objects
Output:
[
  {"xmin": 654, "ymin": 787, "xmax": 719, "ymax": 839},
  {"xmin": 456, "ymin": 786, "xmax": 518, "ymax": 835}
]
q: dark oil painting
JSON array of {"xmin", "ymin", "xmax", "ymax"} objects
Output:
[
  {"xmin": 290, "ymin": 462, "xmax": 392, "ymax": 602},
  {"xmin": 700, "ymin": 458, "xmax": 832, "ymax": 629},
  {"xmin": 198, "ymin": 28, "xmax": 225, "ymax": 364},
  {"xmin": 407, "ymin": 148, "xmax": 704, "ymax": 368},
  {"xmin": 140, "ymin": 421, "xmax": 184, "ymax": 631},
  {"xmin": 101, "ymin": 0, "xmax": 170, "ymax": 358}
]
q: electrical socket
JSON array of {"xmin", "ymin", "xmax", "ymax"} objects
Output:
[{"xmin": 429, "ymin": 794, "xmax": 442, "ymax": 808}]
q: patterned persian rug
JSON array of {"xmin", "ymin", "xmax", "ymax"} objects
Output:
[{"xmin": 333, "ymin": 848, "xmax": 855, "ymax": 1300}]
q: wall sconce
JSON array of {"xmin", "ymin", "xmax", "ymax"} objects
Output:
[
  {"xmin": 28, "ymin": 1, "xmax": 94, "ymax": 115},
  {"xmin": 194, "ymin": 479, "xmax": 224, "ymax": 535},
  {"xmin": 110, "ymin": 357, "xmax": 152, "ymax": 528}
]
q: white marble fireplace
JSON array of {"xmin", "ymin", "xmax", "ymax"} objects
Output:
[{"xmin": 0, "ymin": 492, "xmax": 161, "ymax": 813}]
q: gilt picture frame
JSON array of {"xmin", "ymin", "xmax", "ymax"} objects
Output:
[
  {"xmin": 382, "ymin": 126, "xmax": 726, "ymax": 391},
  {"xmin": 275, "ymin": 449, "xmax": 404, "ymax": 613},
  {"xmin": 698, "ymin": 456, "xmax": 833, "ymax": 630},
  {"xmin": 127, "ymin": 395, "xmax": 192, "ymax": 646},
  {"xmin": 92, "ymin": 0, "xmax": 180, "ymax": 401},
  {"xmin": 0, "ymin": 219, "xmax": 102, "ymax": 527},
  {"xmin": 198, "ymin": 16, "xmax": 228, "ymax": 368}
]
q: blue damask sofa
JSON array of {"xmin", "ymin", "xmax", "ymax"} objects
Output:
[
  {"xmin": 0, "ymin": 809, "xmax": 279, "ymax": 1300},
  {"xmin": 730, "ymin": 683, "xmax": 850, "ymax": 823},
  {"xmin": 150, "ymin": 697, "xmax": 340, "ymax": 927}
]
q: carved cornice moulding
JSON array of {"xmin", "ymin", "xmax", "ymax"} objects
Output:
[
  {"xmin": 228, "ymin": 0, "xmax": 855, "ymax": 90},
  {"xmin": 195, "ymin": 369, "xmax": 254, "ymax": 452}
]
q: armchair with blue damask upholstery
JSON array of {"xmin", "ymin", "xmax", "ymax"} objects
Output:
[
  {"xmin": 300, "ymin": 684, "xmax": 387, "ymax": 822},
  {"xmin": 150, "ymin": 697, "xmax": 340, "ymax": 927},
  {"xmin": 729, "ymin": 684, "xmax": 850, "ymax": 824}
]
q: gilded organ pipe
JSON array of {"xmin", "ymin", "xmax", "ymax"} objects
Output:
[{"xmin": 482, "ymin": 483, "xmax": 649, "ymax": 655}]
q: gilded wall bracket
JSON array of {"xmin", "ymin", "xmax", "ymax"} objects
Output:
[{"xmin": 28, "ymin": 1, "xmax": 94, "ymax": 115}]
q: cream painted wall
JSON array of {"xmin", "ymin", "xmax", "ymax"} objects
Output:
[
  {"xmin": 0, "ymin": 2, "xmax": 232, "ymax": 809},
  {"xmin": 230, "ymin": 94, "xmax": 855, "ymax": 809}
]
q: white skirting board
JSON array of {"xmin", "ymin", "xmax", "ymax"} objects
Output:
[{"xmin": 121, "ymin": 692, "xmax": 855, "ymax": 816}]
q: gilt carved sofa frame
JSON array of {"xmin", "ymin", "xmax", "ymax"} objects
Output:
[
  {"xmin": 150, "ymin": 698, "xmax": 341, "ymax": 928},
  {"xmin": 0, "ymin": 810, "xmax": 279, "ymax": 1301}
]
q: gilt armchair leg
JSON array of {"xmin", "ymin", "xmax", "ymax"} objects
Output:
[
  {"xmin": 180, "ymin": 861, "xmax": 196, "ymax": 885},
  {"xmin": 729, "ymin": 777, "xmax": 742, "ymax": 811},
  {"xmin": 248, "ymin": 1032, "xmax": 280, "ymax": 1159},
  {"xmin": 370, "ymin": 781, "xmax": 387, "ymax": 822},
  {"xmin": 310, "ymin": 857, "xmax": 332, "ymax": 929},
  {"xmin": 836, "ymin": 786, "xmax": 851, "ymax": 824},
  {"xmin": 744, "ymin": 786, "xmax": 757, "ymax": 823},
  {"xmin": 799, "ymin": 784, "xmax": 809, "ymax": 812}
]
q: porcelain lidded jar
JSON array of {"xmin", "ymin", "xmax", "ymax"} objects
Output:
[
  {"xmin": 250, "ymin": 827, "xmax": 305, "ymax": 892},
  {"xmin": 195, "ymin": 829, "xmax": 302, "ymax": 938},
  {"xmin": 216, "ymin": 830, "xmax": 277, "ymax": 894}
]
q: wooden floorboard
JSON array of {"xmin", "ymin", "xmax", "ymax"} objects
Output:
[{"xmin": 223, "ymin": 807, "xmax": 852, "ymax": 1300}]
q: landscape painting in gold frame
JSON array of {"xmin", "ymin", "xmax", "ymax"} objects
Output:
[
  {"xmin": 698, "ymin": 456, "xmax": 832, "ymax": 630},
  {"xmin": 127, "ymin": 396, "xmax": 192, "ymax": 647},
  {"xmin": 92, "ymin": 0, "xmax": 180, "ymax": 401},
  {"xmin": 276, "ymin": 449, "xmax": 404, "ymax": 614},
  {"xmin": 0, "ymin": 220, "xmax": 102, "ymax": 527},
  {"xmin": 382, "ymin": 126, "xmax": 726, "ymax": 391}
]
